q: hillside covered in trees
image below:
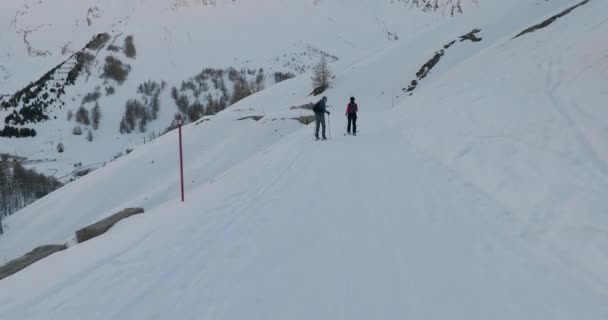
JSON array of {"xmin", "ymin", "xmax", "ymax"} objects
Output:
[{"xmin": 0, "ymin": 159, "xmax": 62, "ymax": 234}]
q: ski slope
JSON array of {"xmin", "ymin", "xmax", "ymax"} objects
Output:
[
  {"xmin": 1, "ymin": 0, "xmax": 608, "ymax": 318},
  {"xmin": 1, "ymin": 113, "xmax": 607, "ymax": 319}
]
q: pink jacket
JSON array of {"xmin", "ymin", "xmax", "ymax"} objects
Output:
[{"xmin": 346, "ymin": 103, "xmax": 358, "ymax": 114}]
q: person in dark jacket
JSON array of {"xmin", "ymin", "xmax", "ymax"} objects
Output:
[
  {"xmin": 313, "ymin": 96, "xmax": 330, "ymax": 140},
  {"xmin": 346, "ymin": 97, "xmax": 358, "ymax": 135}
]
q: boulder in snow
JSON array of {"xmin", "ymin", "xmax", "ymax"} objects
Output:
[
  {"xmin": 75, "ymin": 207, "xmax": 144, "ymax": 243},
  {"xmin": 0, "ymin": 244, "xmax": 67, "ymax": 280}
]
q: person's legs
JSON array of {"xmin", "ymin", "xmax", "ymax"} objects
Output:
[
  {"xmin": 315, "ymin": 115, "xmax": 321, "ymax": 138},
  {"xmin": 353, "ymin": 114, "xmax": 357, "ymax": 134},
  {"xmin": 347, "ymin": 115, "xmax": 352, "ymax": 133},
  {"xmin": 321, "ymin": 116, "xmax": 327, "ymax": 139}
]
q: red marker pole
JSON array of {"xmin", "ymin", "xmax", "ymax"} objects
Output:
[{"xmin": 178, "ymin": 115, "xmax": 185, "ymax": 202}]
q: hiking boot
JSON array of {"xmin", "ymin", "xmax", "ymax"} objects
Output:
[{"xmin": 322, "ymin": 137, "xmax": 327, "ymax": 140}]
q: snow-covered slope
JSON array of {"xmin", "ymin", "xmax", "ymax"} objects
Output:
[
  {"xmin": 398, "ymin": 0, "xmax": 608, "ymax": 291},
  {"xmin": 1, "ymin": 0, "xmax": 607, "ymax": 318},
  {"xmin": 4, "ymin": 113, "xmax": 608, "ymax": 320},
  {"xmin": 0, "ymin": 0, "xmax": 474, "ymax": 182}
]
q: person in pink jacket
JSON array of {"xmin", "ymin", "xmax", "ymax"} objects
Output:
[{"xmin": 345, "ymin": 97, "xmax": 358, "ymax": 135}]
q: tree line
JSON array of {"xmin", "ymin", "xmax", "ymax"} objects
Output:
[{"xmin": 0, "ymin": 159, "xmax": 62, "ymax": 234}]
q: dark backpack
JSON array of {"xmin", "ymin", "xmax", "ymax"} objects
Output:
[
  {"xmin": 348, "ymin": 103, "xmax": 358, "ymax": 114},
  {"xmin": 313, "ymin": 101, "xmax": 322, "ymax": 113}
]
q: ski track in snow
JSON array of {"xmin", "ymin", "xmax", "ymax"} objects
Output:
[{"xmin": 545, "ymin": 56, "xmax": 608, "ymax": 180}]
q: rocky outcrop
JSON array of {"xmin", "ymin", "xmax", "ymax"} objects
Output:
[
  {"xmin": 514, "ymin": 0, "xmax": 591, "ymax": 39},
  {"xmin": 0, "ymin": 245, "xmax": 67, "ymax": 280},
  {"xmin": 75, "ymin": 207, "xmax": 144, "ymax": 243}
]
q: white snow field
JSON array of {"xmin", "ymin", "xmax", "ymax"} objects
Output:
[
  {"xmin": 2, "ymin": 113, "xmax": 607, "ymax": 320},
  {"xmin": 1, "ymin": 0, "xmax": 608, "ymax": 318}
]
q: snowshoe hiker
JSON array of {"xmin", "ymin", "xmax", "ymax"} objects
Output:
[
  {"xmin": 313, "ymin": 96, "xmax": 330, "ymax": 140},
  {"xmin": 346, "ymin": 97, "xmax": 358, "ymax": 135}
]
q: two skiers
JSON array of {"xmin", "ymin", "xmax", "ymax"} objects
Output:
[
  {"xmin": 346, "ymin": 97, "xmax": 358, "ymax": 135},
  {"xmin": 313, "ymin": 96, "xmax": 330, "ymax": 140},
  {"xmin": 313, "ymin": 96, "xmax": 359, "ymax": 139}
]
